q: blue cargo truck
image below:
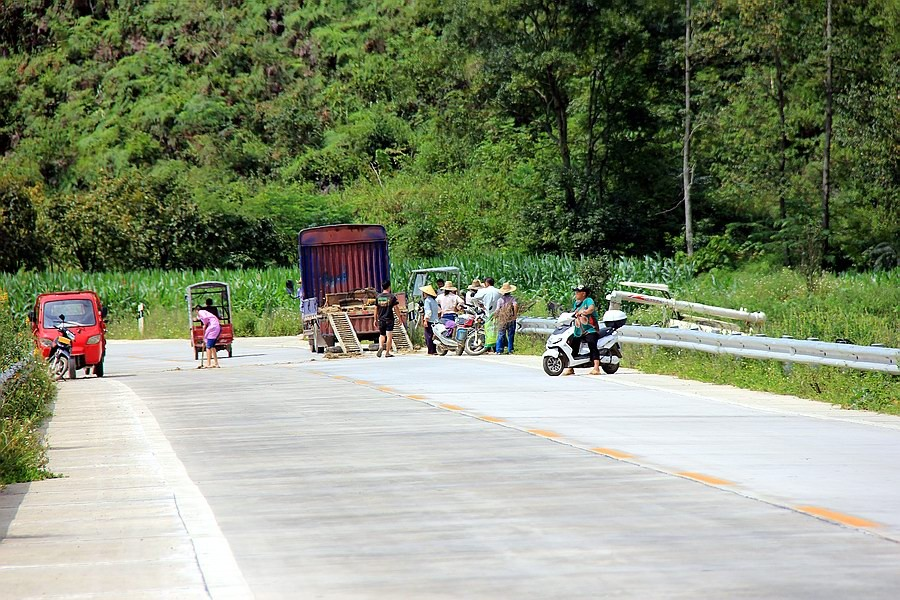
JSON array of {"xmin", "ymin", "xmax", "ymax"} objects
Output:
[{"xmin": 289, "ymin": 224, "xmax": 406, "ymax": 353}]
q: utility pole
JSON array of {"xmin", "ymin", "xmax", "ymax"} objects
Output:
[
  {"xmin": 822, "ymin": 0, "xmax": 833, "ymax": 263},
  {"xmin": 683, "ymin": 0, "xmax": 694, "ymax": 256}
]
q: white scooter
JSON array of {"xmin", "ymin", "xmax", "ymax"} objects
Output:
[{"xmin": 541, "ymin": 309, "xmax": 628, "ymax": 376}]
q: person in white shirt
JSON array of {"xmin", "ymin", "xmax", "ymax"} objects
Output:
[
  {"xmin": 437, "ymin": 282, "xmax": 464, "ymax": 322},
  {"xmin": 474, "ymin": 277, "xmax": 501, "ymax": 316}
]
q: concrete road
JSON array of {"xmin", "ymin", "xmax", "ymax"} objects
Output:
[{"xmin": 2, "ymin": 337, "xmax": 900, "ymax": 599}]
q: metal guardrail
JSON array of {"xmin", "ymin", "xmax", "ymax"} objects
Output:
[
  {"xmin": 606, "ymin": 290, "xmax": 767, "ymax": 325},
  {"xmin": 516, "ymin": 318, "xmax": 899, "ymax": 374}
]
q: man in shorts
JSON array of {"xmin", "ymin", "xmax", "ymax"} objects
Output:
[{"xmin": 374, "ymin": 280, "xmax": 399, "ymax": 358}]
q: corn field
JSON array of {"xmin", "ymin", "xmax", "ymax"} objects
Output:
[{"xmin": 0, "ymin": 254, "xmax": 696, "ymax": 322}]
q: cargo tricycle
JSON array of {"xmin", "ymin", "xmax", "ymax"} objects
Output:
[{"xmin": 186, "ymin": 281, "xmax": 234, "ymax": 360}]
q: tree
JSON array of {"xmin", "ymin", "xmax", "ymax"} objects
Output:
[
  {"xmin": 821, "ymin": 0, "xmax": 833, "ymax": 263},
  {"xmin": 683, "ymin": 0, "xmax": 694, "ymax": 256},
  {"xmin": 0, "ymin": 176, "xmax": 47, "ymax": 272}
]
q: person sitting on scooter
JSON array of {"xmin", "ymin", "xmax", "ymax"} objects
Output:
[
  {"xmin": 438, "ymin": 282, "xmax": 463, "ymax": 323},
  {"xmin": 563, "ymin": 285, "xmax": 601, "ymax": 376}
]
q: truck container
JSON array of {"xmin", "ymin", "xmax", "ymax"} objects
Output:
[{"xmin": 297, "ymin": 224, "xmax": 406, "ymax": 352}]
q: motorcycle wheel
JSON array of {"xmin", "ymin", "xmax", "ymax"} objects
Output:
[
  {"xmin": 455, "ymin": 344, "xmax": 465, "ymax": 356},
  {"xmin": 601, "ymin": 363, "xmax": 620, "ymax": 374},
  {"xmin": 49, "ymin": 355, "xmax": 68, "ymax": 380},
  {"xmin": 68, "ymin": 358, "xmax": 77, "ymax": 380},
  {"xmin": 438, "ymin": 346, "xmax": 449, "ymax": 356},
  {"xmin": 543, "ymin": 354, "xmax": 566, "ymax": 377},
  {"xmin": 463, "ymin": 330, "xmax": 488, "ymax": 356}
]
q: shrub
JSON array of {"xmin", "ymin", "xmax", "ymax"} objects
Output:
[{"xmin": 0, "ymin": 289, "xmax": 56, "ymax": 484}]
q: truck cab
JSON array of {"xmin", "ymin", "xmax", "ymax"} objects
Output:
[{"xmin": 30, "ymin": 290, "xmax": 108, "ymax": 378}]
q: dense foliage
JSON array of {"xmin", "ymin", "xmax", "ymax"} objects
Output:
[
  {"xmin": 0, "ymin": 289, "xmax": 55, "ymax": 484},
  {"xmin": 0, "ymin": 0, "xmax": 897, "ymax": 271}
]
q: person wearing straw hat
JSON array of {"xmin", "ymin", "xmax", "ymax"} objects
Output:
[
  {"xmin": 465, "ymin": 279, "xmax": 483, "ymax": 307},
  {"xmin": 438, "ymin": 281, "xmax": 463, "ymax": 323},
  {"xmin": 419, "ymin": 284, "xmax": 440, "ymax": 355},
  {"xmin": 494, "ymin": 282, "xmax": 519, "ymax": 354}
]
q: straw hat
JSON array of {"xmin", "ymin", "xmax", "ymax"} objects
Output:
[
  {"xmin": 498, "ymin": 282, "xmax": 517, "ymax": 294},
  {"xmin": 419, "ymin": 285, "xmax": 437, "ymax": 298},
  {"xmin": 442, "ymin": 281, "xmax": 458, "ymax": 292},
  {"xmin": 467, "ymin": 278, "xmax": 483, "ymax": 291}
]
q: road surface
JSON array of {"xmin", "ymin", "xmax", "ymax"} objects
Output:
[{"xmin": 2, "ymin": 337, "xmax": 899, "ymax": 599}]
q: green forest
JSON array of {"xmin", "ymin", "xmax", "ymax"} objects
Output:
[{"xmin": 1, "ymin": 0, "xmax": 898, "ymax": 272}]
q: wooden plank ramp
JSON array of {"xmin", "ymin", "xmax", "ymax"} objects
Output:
[
  {"xmin": 392, "ymin": 318, "xmax": 414, "ymax": 353},
  {"xmin": 327, "ymin": 311, "xmax": 363, "ymax": 354}
]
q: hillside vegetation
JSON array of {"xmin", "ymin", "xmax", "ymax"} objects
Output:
[{"xmin": 1, "ymin": 0, "xmax": 898, "ymax": 271}]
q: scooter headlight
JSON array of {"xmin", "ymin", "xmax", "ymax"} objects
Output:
[{"xmin": 548, "ymin": 335, "xmax": 563, "ymax": 345}]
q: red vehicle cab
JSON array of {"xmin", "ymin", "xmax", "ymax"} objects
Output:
[{"xmin": 29, "ymin": 291, "xmax": 108, "ymax": 378}]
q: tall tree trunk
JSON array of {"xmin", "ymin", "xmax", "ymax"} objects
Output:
[
  {"xmin": 774, "ymin": 45, "xmax": 788, "ymax": 222},
  {"xmin": 822, "ymin": 0, "xmax": 833, "ymax": 262},
  {"xmin": 683, "ymin": 0, "xmax": 693, "ymax": 256},
  {"xmin": 547, "ymin": 67, "xmax": 576, "ymax": 211}
]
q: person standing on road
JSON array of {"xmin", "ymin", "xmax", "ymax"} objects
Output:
[
  {"xmin": 375, "ymin": 281, "xmax": 399, "ymax": 358},
  {"xmin": 474, "ymin": 277, "xmax": 501, "ymax": 316},
  {"xmin": 563, "ymin": 284, "xmax": 601, "ymax": 376},
  {"xmin": 494, "ymin": 282, "xmax": 519, "ymax": 354},
  {"xmin": 420, "ymin": 285, "xmax": 440, "ymax": 355},
  {"xmin": 194, "ymin": 307, "xmax": 221, "ymax": 368}
]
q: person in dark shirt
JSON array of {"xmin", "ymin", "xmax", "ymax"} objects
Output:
[
  {"xmin": 374, "ymin": 280, "xmax": 399, "ymax": 358},
  {"xmin": 204, "ymin": 298, "xmax": 219, "ymax": 318}
]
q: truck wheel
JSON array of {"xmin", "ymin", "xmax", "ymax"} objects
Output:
[
  {"xmin": 94, "ymin": 361, "xmax": 104, "ymax": 377},
  {"xmin": 68, "ymin": 358, "xmax": 77, "ymax": 380},
  {"xmin": 194, "ymin": 346, "xmax": 200, "ymax": 360},
  {"xmin": 227, "ymin": 344, "xmax": 233, "ymax": 358}
]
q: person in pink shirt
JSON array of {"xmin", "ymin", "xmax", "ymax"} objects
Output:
[{"xmin": 194, "ymin": 307, "xmax": 221, "ymax": 368}]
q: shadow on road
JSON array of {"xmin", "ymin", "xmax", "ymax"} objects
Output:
[{"xmin": 0, "ymin": 482, "xmax": 29, "ymax": 542}]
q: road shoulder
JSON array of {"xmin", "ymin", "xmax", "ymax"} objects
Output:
[{"xmin": 0, "ymin": 378, "xmax": 251, "ymax": 599}]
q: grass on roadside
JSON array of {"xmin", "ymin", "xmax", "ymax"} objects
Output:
[{"xmin": 1, "ymin": 291, "xmax": 57, "ymax": 485}]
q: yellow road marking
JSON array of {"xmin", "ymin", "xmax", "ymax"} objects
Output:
[
  {"xmin": 439, "ymin": 404, "xmax": 465, "ymax": 411},
  {"xmin": 796, "ymin": 506, "xmax": 880, "ymax": 528},
  {"xmin": 353, "ymin": 380, "xmax": 370, "ymax": 385},
  {"xmin": 528, "ymin": 429, "xmax": 560, "ymax": 438},
  {"xmin": 481, "ymin": 416, "xmax": 505, "ymax": 423},
  {"xmin": 590, "ymin": 447, "xmax": 633, "ymax": 459},
  {"xmin": 406, "ymin": 394, "xmax": 427, "ymax": 400},
  {"xmin": 377, "ymin": 386, "xmax": 395, "ymax": 393},
  {"xmin": 677, "ymin": 472, "xmax": 734, "ymax": 486}
]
